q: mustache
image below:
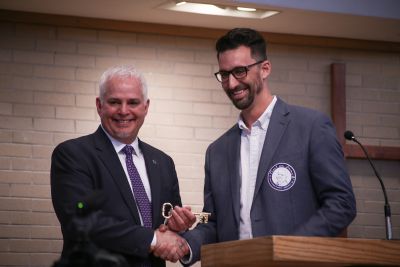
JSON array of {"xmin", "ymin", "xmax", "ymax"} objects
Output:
[{"xmin": 228, "ymin": 85, "xmax": 247, "ymax": 95}]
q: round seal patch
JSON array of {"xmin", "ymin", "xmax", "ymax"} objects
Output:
[{"xmin": 267, "ymin": 163, "xmax": 296, "ymax": 191}]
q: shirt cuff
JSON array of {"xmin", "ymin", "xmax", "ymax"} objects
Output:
[{"xmin": 180, "ymin": 240, "xmax": 193, "ymax": 264}]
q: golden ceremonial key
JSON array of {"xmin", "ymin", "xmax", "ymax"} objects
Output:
[{"xmin": 162, "ymin": 202, "xmax": 211, "ymax": 224}]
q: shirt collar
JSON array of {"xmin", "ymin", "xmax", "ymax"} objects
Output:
[
  {"xmin": 100, "ymin": 125, "xmax": 140, "ymax": 155},
  {"xmin": 238, "ymin": 95, "xmax": 277, "ymax": 131}
]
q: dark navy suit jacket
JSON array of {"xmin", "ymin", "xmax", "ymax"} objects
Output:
[
  {"xmin": 51, "ymin": 126, "xmax": 182, "ymax": 267},
  {"xmin": 183, "ymin": 98, "xmax": 356, "ymax": 263}
]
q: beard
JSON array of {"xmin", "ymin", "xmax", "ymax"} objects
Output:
[{"xmin": 226, "ymin": 78, "xmax": 263, "ymax": 110}]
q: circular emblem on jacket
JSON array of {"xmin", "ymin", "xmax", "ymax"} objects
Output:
[{"xmin": 267, "ymin": 163, "xmax": 296, "ymax": 191}]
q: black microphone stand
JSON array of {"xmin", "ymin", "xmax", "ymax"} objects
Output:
[{"xmin": 345, "ymin": 131, "xmax": 393, "ymax": 240}]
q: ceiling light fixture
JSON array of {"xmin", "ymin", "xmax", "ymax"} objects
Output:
[
  {"xmin": 237, "ymin": 7, "xmax": 257, "ymax": 12},
  {"xmin": 158, "ymin": 1, "xmax": 279, "ymax": 19}
]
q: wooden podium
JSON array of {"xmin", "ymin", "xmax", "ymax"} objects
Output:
[{"xmin": 201, "ymin": 236, "xmax": 400, "ymax": 266}]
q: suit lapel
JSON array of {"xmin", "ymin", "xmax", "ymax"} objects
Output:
[
  {"xmin": 227, "ymin": 126, "xmax": 242, "ymax": 227},
  {"xmin": 140, "ymin": 140, "xmax": 163, "ymax": 227},
  {"xmin": 253, "ymin": 99, "xmax": 290, "ymax": 199},
  {"xmin": 93, "ymin": 126, "xmax": 142, "ymax": 225}
]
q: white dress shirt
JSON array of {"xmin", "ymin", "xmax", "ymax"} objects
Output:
[{"xmin": 238, "ymin": 96, "xmax": 277, "ymax": 239}]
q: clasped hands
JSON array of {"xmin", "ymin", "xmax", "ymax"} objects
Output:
[{"xmin": 151, "ymin": 206, "xmax": 196, "ymax": 262}]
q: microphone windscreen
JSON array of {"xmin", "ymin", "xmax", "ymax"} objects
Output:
[{"xmin": 344, "ymin": 130, "xmax": 354, "ymax": 141}]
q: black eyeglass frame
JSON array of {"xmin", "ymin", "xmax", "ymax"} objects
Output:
[{"xmin": 214, "ymin": 60, "xmax": 266, "ymax": 83}]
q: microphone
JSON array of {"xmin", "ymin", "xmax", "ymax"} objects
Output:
[{"xmin": 344, "ymin": 130, "xmax": 392, "ymax": 240}]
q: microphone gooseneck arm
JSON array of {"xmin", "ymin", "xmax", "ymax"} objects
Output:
[{"xmin": 344, "ymin": 131, "xmax": 392, "ymax": 240}]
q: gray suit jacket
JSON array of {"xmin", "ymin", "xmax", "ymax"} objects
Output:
[
  {"xmin": 183, "ymin": 98, "xmax": 356, "ymax": 263},
  {"xmin": 51, "ymin": 126, "xmax": 182, "ymax": 267}
]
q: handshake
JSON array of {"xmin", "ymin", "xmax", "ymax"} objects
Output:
[{"xmin": 150, "ymin": 205, "xmax": 201, "ymax": 263}]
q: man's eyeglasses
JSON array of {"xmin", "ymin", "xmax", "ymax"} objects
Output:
[{"xmin": 214, "ymin": 60, "xmax": 265, "ymax": 83}]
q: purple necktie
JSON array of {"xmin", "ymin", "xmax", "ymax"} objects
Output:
[{"xmin": 122, "ymin": 145, "xmax": 152, "ymax": 228}]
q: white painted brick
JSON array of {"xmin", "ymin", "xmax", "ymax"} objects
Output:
[
  {"xmin": 156, "ymin": 125, "xmax": 194, "ymax": 140},
  {"xmin": 13, "ymin": 50, "xmax": 54, "ymax": 65},
  {"xmin": 195, "ymin": 51, "xmax": 216, "ymax": 64},
  {"xmin": 16, "ymin": 24, "xmax": 56, "ymax": 39},
  {"xmin": 76, "ymin": 94, "xmax": 97, "ymax": 107},
  {"xmin": 34, "ymin": 118, "xmax": 74, "ymax": 132},
  {"xmin": 152, "ymin": 73, "xmax": 192, "ymax": 88},
  {"xmin": 0, "ymin": 130, "xmax": 12, "ymax": 142},
  {"xmin": 30, "ymin": 225, "xmax": 62, "ymax": 239},
  {"xmin": 0, "ymin": 170, "xmax": 32, "ymax": 184},
  {"xmin": 173, "ymin": 88, "xmax": 212, "ymax": 102},
  {"xmin": 58, "ymin": 27, "xmax": 97, "ymax": 41},
  {"xmin": 118, "ymin": 46, "xmax": 156, "ymax": 59},
  {"xmin": 346, "ymin": 74, "xmax": 362, "ymax": 87},
  {"xmin": 174, "ymin": 114, "xmax": 212, "ymax": 127},
  {"xmin": 347, "ymin": 62, "xmax": 381, "ymax": 75},
  {"xmin": 11, "ymin": 158, "xmax": 50, "ymax": 172},
  {"xmin": 176, "ymin": 36, "xmax": 214, "ymax": 50},
  {"xmin": 10, "ymin": 184, "xmax": 51, "ymax": 198},
  {"xmin": 0, "ymin": 90, "xmax": 33, "ymax": 104},
  {"xmin": 192, "ymin": 76, "xmax": 221, "ymax": 90},
  {"xmin": 37, "ymin": 39, "xmax": 77, "ymax": 53},
  {"xmin": 14, "ymin": 104, "xmax": 55, "ymax": 118},
  {"xmin": 0, "ymin": 49, "xmax": 12, "ymax": 61},
  {"xmin": 34, "ymin": 65, "xmax": 75, "ymax": 80},
  {"xmin": 32, "ymin": 145, "xmax": 54, "ymax": 159},
  {"xmin": 32, "ymin": 172, "xmax": 51, "ymax": 185},
  {"xmin": 56, "ymin": 106, "xmax": 95, "ymax": 120},
  {"xmin": 98, "ymin": 30, "xmax": 137, "ymax": 44},
  {"xmin": 212, "ymin": 116, "xmax": 238, "ymax": 129},
  {"xmin": 174, "ymin": 62, "xmax": 211, "ymax": 76},
  {"xmin": 170, "ymin": 153, "xmax": 204, "ymax": 166},
  {"xmin": 55, "ymin": 54, "xmax": 95, "ymax": 68},
  {"xmin": 195, "ymin": 128, "xmax": 226, "ymax": 141},
  {"xmin": 79, "ymin": 42, "xmax": 117, "ymax": 56},
  {"xmin": 75, "ymin": 120, "xmax": 99, "ymax": 134},
  {"xmin": 56, "ymin": 80, "xmax": 95, "ymax": 94},
  {"xmin": 211, "ymin": 90, "xmax": 231, "ymax": 104},
  {"xmin": 147, "ymin": 86, "xmax": 173, "ymax": 100},
  {"xmin": 0, "ymin": 102, "xmax": 12, "ymax": 115},
  {"xmin": 145, "ymin": 112, "xmax": 174, "ymax": 125},
  {"xmin": 289, "ymin": 70, "xmax": 329, "ymax": 85},
  {"xmin": 0, "ymin": 37, "xmax": 35, "ymax": 50},
  {"xmin": 361, "ymin": 101, "xmax": 399, "ymax": 114},
  {"xmin": 0, "ymin": 197, "xmax": 31, "ymax": 211},
  {"xmin": 0, "ymin": 62, "xmax": 33, "ymax": 76},
  {"xmin": 13, "ymin": 131, "xmax": 53, "ymax": 145},
  {"xmin": 0, "ymin": 144, "xmax": 32, "ymax": 157},
  {"xmin": 95, "ymin": 56, "xmax": 137, "ymax": 69},
  {"xmin": 53, "ymin": 133, "xmax": 83, "ymax": 145},
  {"xmin": 137, "ymin": 33, "xmax": 177, "ymax": 47},
  {"xmin": 76, "ymin": 68, "xmax": 104, "ymax": 82},
  {"xmin": 272, "ymin": 57, "xmax": 308, "ymax": 70},
  {"xmin": 176, "ymin": 165, "xmax": 203, "ymax": 179},
  {"xmin": 306, "ymin": 84, "xmax": 330, "ymax": 97},
  {"xmin": 193, "ymin": 103, "xmax": 231, "ymax": 116},
  {"xmin": 34, "ymin": 92, "xmax": 75, "ymax": 106},
  {"xmin": 153, "ymin": 99, "xmax": 193, "ymax": 114},
  {"xmin": 0, "ymin": 116, "xmax": 33, "ymax": 130},
  {"xmin": 157, "ymin": 48, "xmax": 194, "ymax": 62},
  {"xmin": 0, "ymin": 252, "xmax": 30, "ymax": 265},
  {"xmin": 363, "ymin": 126, "xmax": 399, "ymax": 139},
  {"xmin": 32, "ymin": 199, "xmax": 54, "ymax": 212}
]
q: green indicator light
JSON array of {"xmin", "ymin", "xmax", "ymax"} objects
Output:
[{"xmin": 77, "ymin": 202, "xmax": 84, "ymax": 209}]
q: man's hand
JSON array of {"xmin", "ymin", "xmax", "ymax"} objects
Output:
[
  {"xmin": 166, "ymin": 206, "xmax": 196, "ymax": 232},
  {"xmin": 151, "ymin": 228, "xmax": 189, "ymax": 262}
]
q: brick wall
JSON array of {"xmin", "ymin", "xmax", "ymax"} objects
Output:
[{"xmin": 0, "ymin": 17, "xmax": 399, "ymax": 267}]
